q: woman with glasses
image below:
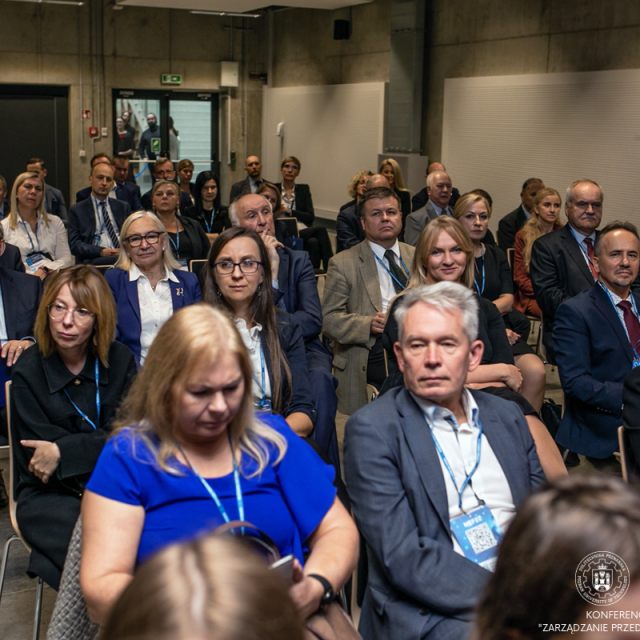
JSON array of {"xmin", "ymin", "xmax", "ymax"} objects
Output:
[
  {"xmin": 105, "ymin": 211, "xmax": 202, "ymax": 368},
  {"xmin": 184, "ymin": 171, "xmax": 231, "ymax": 236},
  {"xmin": 1, "ymin": 172, "xmax": 72, "ymax": 279},
  {"xmin": 11, "ymin": 265, "xmax": 136, "ymax": 590},
  {"xmin": 203, "ymin": 227, "xmax": 316, "ymax": 436},
  {"xmin": 151, "ymin": 180, "xmax": 210, "ymax": 269}
]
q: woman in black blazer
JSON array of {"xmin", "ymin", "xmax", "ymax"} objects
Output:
[
  {"xmin": 184, "ymin": 171, "xmax": 231, "ymax": 235},
  {"xmin": 203, "ymin": 227, "xmax": 316, "ymax": 436},
  {"xmin": 277, "ymin": 156, "xmax": 333, "ymax": 272},
  {"xmin": 151, "ymin": 180, "xmax": 210, "ymax": 268}
]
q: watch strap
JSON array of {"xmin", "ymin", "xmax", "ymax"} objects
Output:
[{"xmin": 307, "ymin": 573, "xmax": 334, "ymax": 608}]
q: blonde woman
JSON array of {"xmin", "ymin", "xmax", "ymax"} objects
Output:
[
  {"xmin": 379, "ymin": 157, "xmax": 411, "ymax": 224},
  {"xmin": 513, "ymin": 188, "xmax": 563, "ymax": 318},
  {"xmin": 1, "ymin": 172, "xmax": 72, "ymax": 278},
  {"xmin": 340, "ymin": 169, "xmax": 373, "ymax": 211},
  {"xmin": 80, "ymin": 304, "xmax": 359, "ymax": 623}
]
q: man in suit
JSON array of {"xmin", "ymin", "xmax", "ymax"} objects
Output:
[
  {"xmin": 554, "ymin": 221, "xmax": 640, "ymax": 469},
  {"xmin": 344, "ymin": 282, "xmax": 545, "ymax": 640},
  {"xmin": 25, "ymin": 158, "xmax": 68, "ymax": 222},
  {"xmin": 530, "ymin": 179, "xmax": 606, "ymax": 363},
  {"xmin": 323, "ymin": 186, "xmax": 415, "ymax": 415},
  {"xmin": 411, "ymin": 162, "xmax": 460, "ymax": 212},
  {"xmin": 229, "ymin": 155, "xmax": 264, "ymax": 204},
  {"xmin": 140, "ymin": 157, "xmax": 191, "ymax": 214},
  {"xmin": 67, "ymin": 162, "xmax": 131, "ymax": 265},
  {"xmin": 0, "ymin": 174, "xmax": 8, "ymax": 218},
  {"xmin": 335, "ymin": 173, "xmax": 389, "ymax": 253},
  {"xmin": 75, "ymin": 153, "xmax": 111, "ymax": 203},
  {"xmin": 497, "ymin": 178, "xmax": 544, "ymax": 252},
  {"xmin": 230, "ymin": 193, "xmax": 340, "ymax": 467},
  {"xmin": 404, "ymin": 170, "xmax": 454, "ymax": 246},
  {"xmin": 76, "ymin": 154, "xmax": 142, "ymax": 211}
]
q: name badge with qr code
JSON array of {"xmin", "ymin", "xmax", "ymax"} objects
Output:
[{"xmin": 449, "ymin": 505, "xmax": 503, "ymax": 571}]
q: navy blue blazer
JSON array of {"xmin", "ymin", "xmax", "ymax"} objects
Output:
[
  {"xmin": 335, "ymin": 203, "xmax": 364, "ymax": 253},
  {"xmin": 68, "ymin": 198, "xmax": 131, "ymax": 263},
  {"xmin": 76, "ymin": 183, "xmax": 142, "ymax": 211},
  {"xmin": 105, "ymin": 267, "xmax": 202, "ymax": 367},
  {"xmin": 344, "ymin": 386, "xmax": 544, "ymax": 640},
  {"xmin": 554, "ymin": 282, "xmax": 640, "ymax": 457}
]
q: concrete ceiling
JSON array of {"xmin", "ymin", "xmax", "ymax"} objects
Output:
[{"xmin": 116, "ymin": 0, "xmax": 373, "ymax": 11}]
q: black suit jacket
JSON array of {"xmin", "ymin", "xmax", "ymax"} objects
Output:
[
  {"xmin": 67, "ymin": 198, "xmax": 131, "ymax": 263},
  {"xmin": 411, "ymin": 186, "xmax": 460, "ymax": 212},
  {"xmin": 335, "ymin": 203, "xmax": 364, "ymax": 253},
  {"xmin": 623, "ymin": 367, "xmax": 640, "ymax": 480},
  {"xmin": 0, "ymin": 266, "xmax": 41, "ymax": 340},
  {"xmin": 76, "ymin": 183, "xmax": 142, "ymax": 211},
  {"xmin": 229, "ymin": 177, "xmax": 253, "ymax": 204},
  {"xmin": 497, "ymin": 205, "xmax": 528, "ymax": 252},
  {"xmin": 276, "ymin": 183, "xmax": 315, "ymax": 227},
  {"xmin": 0, "ymin": 243, "xmax": 25, "ymax": 273}
]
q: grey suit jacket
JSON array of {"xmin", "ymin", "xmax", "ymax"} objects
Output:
[
  {"xmin": 404, "ymin": 201, "xmax": 454, "ymax": 246},
  {"xmin": 322, "ymin": 240, "xmax": 414, "ymax": 415},
  {"xmin": 344, "ymin": 386, "xmax": 545, "ymax": 640}
]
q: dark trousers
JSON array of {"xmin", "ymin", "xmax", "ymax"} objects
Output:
[
  {"xmin": 367, "ymin": 338, "xmax": 386, "ymax": 390},
  {"xmin": 301, "ymin": 227, "xmax": 333, "ymax": 270}
]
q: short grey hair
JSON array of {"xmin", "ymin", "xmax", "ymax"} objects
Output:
[
  {"xmin": 426, "ymin": 171, "xmax": 451, "ymax": 190},
  {"xmin": 228, "ymin": 195, "xmax": 273, "ymax": 227},
  {"xmin": 566, "ymin": 179, "xmax": 603, "ymax": 206},
  {"xmin": 394, "ymin": 282, "xmax": 479, "ymax": 344}
]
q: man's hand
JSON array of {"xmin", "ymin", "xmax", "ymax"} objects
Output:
[
  {"xmin": 371, "ymin": 311, "xmax": 386, "ymax": 335},
  {"xmin": 1, "ymin": 339, "xmax": 35, "ymax": 367},
  {"xmin": 261, "ymin": 233, "xmax": 283, "ymax": 277},
  {"xmin": 21, "ymin": 440, "xmax": 61, "ymax": 484},
  {"xmin": 100, "ymin": 248, "xmax": 120, "ymax": 257}
]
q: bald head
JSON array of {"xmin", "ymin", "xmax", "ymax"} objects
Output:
[
  {"xmin": 366, "ymin": 174, "xmax": 390, "ymax": 190},
  {"xmin": 244, "ymin": 156, "xmax": 262, "ymax": 180},
  {"xmin": 427, "ymin": 162, "xmax": 446, "ymax": 174},
  {"xmin": 230, "ymin": 193, "xmax": 275, "ymax": 237}
]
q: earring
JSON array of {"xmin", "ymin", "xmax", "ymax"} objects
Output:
[
  {"xmin": 217, "ymin": 288, "xmax": 222, "ymax": 298},
  {"xmin": 257, "ymin": 283, "xmax": 262, "ymax": 294}
]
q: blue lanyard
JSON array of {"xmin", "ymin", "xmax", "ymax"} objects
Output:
[
  {"xmin": 600, "ymin": 283, "xmax": 640, "ymax": 357},
  {"xmin": 426, "ymin": 413, "xmax": 483, "ymax": 511},
  {"xmin": 373, "ymin": 253, "xmax": 409, "ymax": 291},
  {"xmin": 474, "ymin": 244, "xmax": 485, "ymax": 296},
  {"xmin": 168, "ymin": 230, "xmax": 180, "ymax": 257},
  {"xmin": 204, "ymin": 208, "xmax": 216, "ymax": 234},
  {"xmin": 252, "ymin": 346, "xmax": 267, "ymax": 407},
  {"xmin": 63, "ymin": 359, "xmax": 101, "ymax": 430},
  {"xmin": 20, "ymin": 219, "xmax": 39, "ymax": 254},
  {"xmin": 177, "ymin": 435, "xmax": 245, "ymax": 525}
]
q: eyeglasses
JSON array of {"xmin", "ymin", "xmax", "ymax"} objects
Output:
[
  {"xmin": 48, "ymin": 302, "xmax": 95, "ymax": 325},
  {"xmin": 124, "ymin": 231, "xmax": 163, "ymax": 247},
  {"xmin": 573, "ymin": 200, "xmax": 602, "ymax": 211},
  {"xmin": 213, "ymin": 260, "xmax": 262, "ymax": 275}
]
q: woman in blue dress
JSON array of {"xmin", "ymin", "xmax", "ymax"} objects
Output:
[{"xmin": 79, "ymin": 303, "xmax": 359, "ymax": 623}]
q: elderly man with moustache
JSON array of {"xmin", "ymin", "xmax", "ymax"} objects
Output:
[{"xmin": 345, "ymin": 281, "xmax": 545, "ymax": 640}]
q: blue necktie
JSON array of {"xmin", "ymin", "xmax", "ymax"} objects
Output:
[{"xmin": 100, "ymin": 201, "xmax": 120, "ymax": 248}]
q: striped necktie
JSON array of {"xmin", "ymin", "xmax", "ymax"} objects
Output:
[{"xmin": 100, "ymin": 201, "xmax": 119, "ymax": 248}]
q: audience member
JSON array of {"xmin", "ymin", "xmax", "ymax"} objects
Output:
[
  {"xmin": 554, "ymin": 221, "xmax": 640, "ymax": 468},
  {"xmin": 25, "ymin": 157, "xmax": 68, "ymax": 222},
  {"xmin": 323, "ymin": 186, "xmax": 414, "ymax": 415},
  {"xmin": 184, "ymin": 171, "xmax": 230, "ymax": 235},
  {"xmin": 2, "ymin": 172, "xmax": 72, "ymax": 278},
  {"xmin": 230, "ymin": 193, "xmax": 339, "ymax": 465},
  {"xmin": 411, "ymin": 162, "xmax": 461, "ymax": 212},
  {"xmin": 339, "ymin": 169, "xmax": 373, "ymax": 212},
  {"xmin": 177, "ymin": 158, "xmax": 195, "ymax": 202},
  {"xmin": 101, "ymin": 536, "xmax": 306, "ymax": 640},
  {"xmin": 110, "ymin": 154, "xmax": 143, "ymax": 210},
  {"xmin": 140, "ymin": 157, "xmax": 191, "ymax": 214},
  {"xmin": 105, "ymin": 211, "xmax": 202, "ymax": 367},
  {"xmin": 497, "ymin": 177, "xmax": 544, "ymax": 252},
  {"xmin": 404, "ymin": 169, "xmax": 454, "ymax": 246},
  {"xmin": 379, "ymin": 157, "xmax": 411, "ymax": 226},
  {"xmin": 476, "ymin": 475, "xmax": 640, "ymax": 640},
  {"xmin": 455, "ymin": 192, "xmax": 546, "ymax": 412},
  {"xmin": 277, "ymin": 156, "xmax": 333, "ymax": 272},
  {"xmin": 150, "ymin": 180, "xmax": 210, "ymax": 268},
  {"xmin": 335, "ymin": 170, "xmax": 379, "ymax": 253},
  {"xmin": 229, "ymin": 155, "xmax": 264, "ymax": 203},
  {"xmin": 114, "ymin": 117, "xmax": 135, "ymax": 157},
  {"xmin": 0, "ymin": 174, "xmax": 8, "ymax": 217},
  {"xmin": 382, "ymin": 216, "xmax": 566, "ymax": 479},
  {"xmin": 203, "ymin": 228, "xmax": 316, "ymax": 435},
  {"xmin": 257, "ymin": 181, "xmax": 285, "ymax": 216},
  {"xmin": 12, "ymin": 265, "xmax": 136, "ymax": 590},
  {"xmin": 68, "ymin": 162, "xmax": 131, "ymax": 265},
  {"xmin": 345, "ymin": 281, "xmax": 545, "ymax": 640},
  {"xmin": 80, "ymin": 303, "xmax": 358, "ymax": 622},
  {"xmin": 530, "ymin": 179, "xmax": 608, "ymax": 363},
  {"xmin": 513, "ymin": 187, "xmax": 563, "ymax": 317},
  {"xmin": 74, "ymin": 153, "xmax": 112, "ymax": 203},
  {"xmin": 138, "ymin": 113, "xmax": 160, "ymax": 160}
]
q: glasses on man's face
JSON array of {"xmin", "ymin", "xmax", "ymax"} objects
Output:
[
  {"xmin": 48, "ymin": 302, "xmax": 95, "ymax": 325},
  {"xmin": 124, "ymin": 231, "xmax": 163, "ymax": 247},
  {"xmin": 213, "ymin": 260, "xmax": 262, "ymax": 275}
]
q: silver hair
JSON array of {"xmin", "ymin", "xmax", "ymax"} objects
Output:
[
  {"xmin": 426, "ymin": 171, "xmax": 451, "ymax": 190},
  {"xmin": 394, "ymin": 282, "xmax": 479, "ymax": 344},
  {"xmin": 228, "ymin": 195, "xmax": 272, "ymax": 227},
  {"xmin": 565, "ymin": 179, "xmax": 603, "ymax": 207}
]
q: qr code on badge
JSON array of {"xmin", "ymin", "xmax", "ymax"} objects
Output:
[{"xmin": 465, "ymin": 522, "xmax": 497, "ymax": 554}]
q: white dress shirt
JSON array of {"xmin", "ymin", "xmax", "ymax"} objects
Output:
[
  {"xmin": 411, "ymin": 389, "xmax": 516, "ymax": 557},
  {"xmin": 0, "ymin": 291, "xmax": 8, "ymax": 346},
  {"xmin": 1, "ymin": 213, "xmax": 72, "ymax": 274},
  {"xmin": 130, "ymin": 264, "xmax": 179, "ymax": 364},
  {"xmin": 368, "ymin": 239, "xmax": 404, "ymax": 313},
  {"xmin": 234, "ymin": 318, "xmax": 272, "ymax": 402},
  {"xmin": 91, "ymin": 195, "xmax": 120, "ymax": 249}
]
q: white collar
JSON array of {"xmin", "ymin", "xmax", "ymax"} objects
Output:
[
  {"xmin": 129, "ymin": 263, "xmax": 179, "ymax": 283},
  {"xmin": 411, "ymin": 388, "xmax": 480, "ymax": 434},
  {"xmin": 368, "ymin": 239, "xmax": 400, "ymax": 261},
  {"xmin": 234, "ymin": 317, "xmax": 263, "ymax": 342}
]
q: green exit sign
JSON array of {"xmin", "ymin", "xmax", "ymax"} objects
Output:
[{"xmin": 161, "ymin": 74, "xmax": 182, "ymax": 85}]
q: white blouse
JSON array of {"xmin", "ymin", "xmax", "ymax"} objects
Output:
[
  {"xmin": 2, "ymin": 213, "xmax": 72, "ymax": 274},
  {"xmin": 234, "ymin": 318, "xmax": 272, "ymax": 403}
]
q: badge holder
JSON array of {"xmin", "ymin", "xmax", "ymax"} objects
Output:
[{"xmin": 450, "ymin": 503, "xmax": 503, "ymax": 571}]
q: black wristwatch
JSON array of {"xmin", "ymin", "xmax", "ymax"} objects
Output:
[{"xmin": 308, "ymin": 574, "xmax": 334, "ymax": 609}]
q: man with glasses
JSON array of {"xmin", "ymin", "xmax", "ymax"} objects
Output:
[
  {"xmin": 68, "ymin": 163, "xmax": 131, "ymax": 265},
  {"xmin": 140, "ymin": 157, "xmax": 191, "ymax": 214}
]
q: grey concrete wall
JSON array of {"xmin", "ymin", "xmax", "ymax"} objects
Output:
[{"xmin": 0, "ymin": 2, "xmax": 265, "ymax": 200}]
